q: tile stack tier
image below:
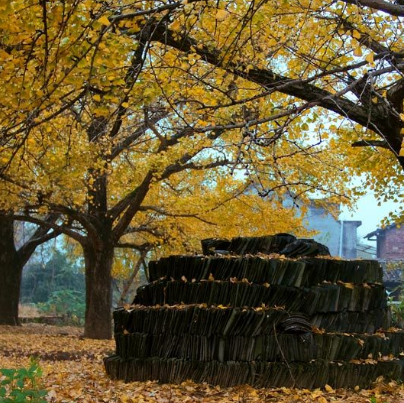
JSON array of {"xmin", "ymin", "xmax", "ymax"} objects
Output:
[{"xmin": 104, "ymin": 235, "xmax": 404, "ymax": 389}]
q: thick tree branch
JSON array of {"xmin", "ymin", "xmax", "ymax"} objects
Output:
[
  {"xmin": 110, "ymin": 109, "xmax": 169, "ymax": 160},
  {"xmin": 44, "ymin": 203, "xmax": 100, "ymax": 242},
  {"xmin": 138, "ymin": 205, "xmax": 218, "ymax": 226},
  {"xmin": 352, "ymin": 139, "xmax": 389, "ymax": 148},
  {"xmin": 109, "ymin": 123, "xmax": 221, "ymax": 225},
  {"xmin": 160, "ymin": 158, "xmax": 232, "ymax": 181},
  {"xmin": 123, "ymin": 224, "xmax": 158, "ymax": 234},
  {"xmin": 12, "ymin": 214, "xmax": 86, "ymax": 245},
  {"xmin": 340, "ymin": 0, "xmax": 404, "ymax": 16},
  {"xmin": 110, "ymin": 0, "xmax": 203, "ymax": 24},
  {"xmin": 19, "ymin": 231, "xmax": 58, "ymax": 266},
  {"xmin": 112, "ymin": 155, "xmax": 230, "ymax": 239},
  {"xmin": 387, "ymin": 78, "xmax": 404, "ymax": 113},
  {"xmin": 115, "ymin": 242, "xmax": 151, "ymax": 250},
  {"xmin": 338, "ymin": 18, "xmax": 389, "ymax": 55},
  {"xmin": 17, "ymin": 213, "xmax": 59, "ymax": 265},
  {"xmin": 111, "ymin": 171, "xmax": 154, "ymax": 239},
  {"xmin": 107, "ymin": 29, "xmax": 150, "ymax": 141}
]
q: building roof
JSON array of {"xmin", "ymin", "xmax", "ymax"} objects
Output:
[{"xmin": 364, "ymin": 224, "xmax": 397, "ymax": 240}]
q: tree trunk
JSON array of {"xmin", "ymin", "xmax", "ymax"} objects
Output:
[
  {"xmin": 118, "ymin": 249, "xmax": 148, "ymax": 306},
  {"xmin": 0, "ymin": 216, "xmax": 23, "ymax": 325},
  {"xmin": 83, "ymin": 242, "xmax": 114, "ymax": 339}
]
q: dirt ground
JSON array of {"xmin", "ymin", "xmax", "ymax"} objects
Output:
[{"xmin": 1, "ymin": 324, "xmax": 404, "ymax": 403}]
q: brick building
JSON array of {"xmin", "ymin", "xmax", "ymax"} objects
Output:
[
  {"xmin": 365, "ymin": 225, "xmax": 404, "ymax": 299},
  {"xmin": 365, "ymin": 224, "xmax": 404, "ymax": 260}
]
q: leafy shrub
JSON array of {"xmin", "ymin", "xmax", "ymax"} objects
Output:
[
  {"xmin": 387, "ymin": 285, "xmax": 404, "ymax": 328},
  {"xmin": 38, "ymin": 289, "xmax": 85, "ymax": 326},
  {"xmin": 390, "ymin": 300, "xmax": 404, "ymax": 328},
  {"xmin": 21, "ymin": 250, "xmax": 85, "ymax": 304},
  {"xmin": 0, "ymin": 358, "xmax": 47, "ymax": 403}
]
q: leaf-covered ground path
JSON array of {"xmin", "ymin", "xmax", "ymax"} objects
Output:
[{"xmin": 1, "ymin": 325, "xmax": 404, "ymax": 403}]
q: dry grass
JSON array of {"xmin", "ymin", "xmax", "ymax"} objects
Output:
[{"xmin": 18, "ymin": 304, "xmax": 41, "ymax": 318}]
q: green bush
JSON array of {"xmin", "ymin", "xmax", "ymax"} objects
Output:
[
  {"xmin": 390, "ymin": 300, "xmax": 404, "ymax": 328},
  {"xmin": 0, "ymin": 358, "xmax": 47, "ymax": 403},
  {"xmin": 21, "ymin": 250, "xmax": 85, "ymax": 304},
  {"xmin": 38, "ymin": 289, "xmax": 85, "ymax": 326}
]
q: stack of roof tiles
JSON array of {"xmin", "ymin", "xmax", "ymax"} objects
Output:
[{"xmin": 104, "ymin": 235, "xmax": 404, "ymax": 388}]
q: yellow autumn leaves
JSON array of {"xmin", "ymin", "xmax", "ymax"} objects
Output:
[{"xmin": 0, "ymin": 0, "xmax": 403, "ymax": 256}]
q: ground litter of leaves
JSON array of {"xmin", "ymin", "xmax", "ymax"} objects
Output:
[{"xmin": 1, "ymin": 325, "xmax": 404, "ymax": 403}]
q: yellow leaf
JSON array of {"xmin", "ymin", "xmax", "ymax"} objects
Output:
[
  {"xmin": 93, "ymin": 106, "xmax": 110, "ymax": 116},
  {"xmin": 350, "ymin": 359, "xmax": 361, "ymax": 364},
  {"xmin": 317, "ymin": 397, "xmax": 328, "ymax": 403},
  {"xmin": 352, "ymin": 30, "xmax": 361, "ymax": 39},
  {"xmin": 311, "ymin": 389, "xmax": 323, "ymax": 398},
  {"xmin": 170, "ymin": 20, "xmax": 181, "ymax": 31},
  {"xmin": 399, "ymin": 148, "xmax": 404, "ymax": 157},
  {"xmin": 93, "ymin": 94, "xmax": 101, "ymax": 102},
  {"xmin": 216, "ymin": 9, "xmax": 229, "ymax": 21},
  {"xmin": 208, "ymin": 273, "xmax": 215, "ymax": 281},
  {"xmin": 365, "ymin": 53, "xmax": 374, "ymax": 64},
  {"xmin": 98, "ymin": 16, "xmax": 111, "ymax": 26},
  {"xmin": 353, "ymin": 46, "xmax": 362, "ymax": 57},
  {"xmin": 324, "ymin": 384, "xmax": 335, "ymax": 393},
  {"xmin": 0, "ymin": 49, "xmax": 10, "ymax": 59},
  {"xmin": 121, "ymin": 102, "xmax": 129, "ymax": 108}
]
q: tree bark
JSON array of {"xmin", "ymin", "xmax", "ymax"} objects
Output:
[
  {"xmin": 83, "ymin": 241, "xmax": 114, "ymax": 339},
  {"xmin": 0, "ymin": 216, "xmax": 23, "ymax": 325}
]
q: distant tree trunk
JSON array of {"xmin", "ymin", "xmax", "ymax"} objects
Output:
[
  {"xmin": 118, "ymin": 249, "xmax": 149, "ymax": 306},
  {"xmin": 0, "ymin": 212, "xmax": 58, "ymax": 326},
  {"xmin": 83, "ymin": 241, "xmax": 114, "ymax": 339},
  {"xmin": 0, "ymin": 216, "xmax": 23, "ymax": 325}
]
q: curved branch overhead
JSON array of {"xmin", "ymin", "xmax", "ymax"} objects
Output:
[
  {"xmin": 340, "ymin": 0, "xmax": 404, "ymax": 16},
  {"xmin": 145, "ymin": 24, "xmax": 404, "ymax": 169}
]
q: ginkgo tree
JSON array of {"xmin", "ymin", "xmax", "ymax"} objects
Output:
[{"xmin": 0, "ymin": 0, "xmax": 398, "ymax": 339}]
